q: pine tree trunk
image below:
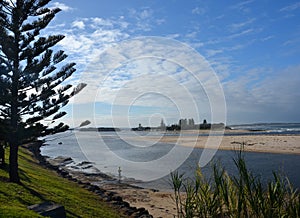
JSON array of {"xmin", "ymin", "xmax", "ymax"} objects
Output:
[
  {"xmin": 9, "ymin": 21, "xmax": 20, "ymax": 183},
  {"xmin": 9, "ymin": 142, "xmax": 19, "ymax": 183}
]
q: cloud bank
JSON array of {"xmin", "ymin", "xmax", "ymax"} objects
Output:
[{"xmin": 46, "ymin": 3, "xmax": 300, "ymax": 126}]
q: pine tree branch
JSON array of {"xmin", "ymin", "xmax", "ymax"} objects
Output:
[
  {"xmin": 8, "ymin": 0, "xmax": 16, "ymax": 8},
  {"xmin": 0, "ymin": 53, "xmax": 9, "ymax": 61},
  {"xmin": 0, "ymin": 107, "xmax": 9, "ymax": 115},
  {"xmin": 18, "ymin": 84, "xmax": 73, "ymax": 116},
  {"xmin": 0, "ymin": 1, "xmax": 13, "ymax": 15}
]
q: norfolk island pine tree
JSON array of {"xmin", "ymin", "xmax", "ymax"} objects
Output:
[{"xmin": 0, "ymin": 0, "xmax": 86, "ymax": 183}]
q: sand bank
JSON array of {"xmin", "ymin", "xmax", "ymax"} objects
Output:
[{"xmin": 128, "ymin": 131, "xmax": 300, "ymax": 155}]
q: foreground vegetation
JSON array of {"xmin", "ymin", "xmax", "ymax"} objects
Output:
[
  {"xmin": 171, "ymin": 149, "xmax": 300, "ymax": 218},
  {"xmin": 0, "ymin": 146, "xmax": 122, "ymax": 217}
]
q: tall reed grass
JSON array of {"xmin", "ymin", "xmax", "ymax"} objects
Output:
[{"xmin": 170, "ymin": 148, "xmax": 300, "ymax": 218}]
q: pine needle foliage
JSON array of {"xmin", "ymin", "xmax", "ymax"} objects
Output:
[{"xmin": 0, "ymin": 0, "xmax": 86, "ymax": 182}]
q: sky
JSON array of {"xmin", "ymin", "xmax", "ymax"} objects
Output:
[{"xmin": 44, "ymin": 0, "xmax": 300, "ymax": 127}]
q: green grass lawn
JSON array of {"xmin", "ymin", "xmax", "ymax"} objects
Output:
[{"xmin": 0, "ymin": 146, "xmax": 124, "ymax": 217}]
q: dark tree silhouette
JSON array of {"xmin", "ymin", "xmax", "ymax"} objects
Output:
[
  {"xmin": 0, "ymin": 0, "xmax": 86, "ymax": 183},
  {"xmin": 0, "ymin": 119, "xmax": 9, "ymax": 167}
]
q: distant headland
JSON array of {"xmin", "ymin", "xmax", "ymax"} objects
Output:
[{"xmin": 79, "ymin": 127, "xmax": 121, "ymax": 132}]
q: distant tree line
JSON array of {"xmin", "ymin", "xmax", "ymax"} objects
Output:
[{"xmin": 79, "ymin": 127, "xmax": 120, "ymax": 132}]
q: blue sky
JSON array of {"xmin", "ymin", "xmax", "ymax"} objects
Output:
[{"xmin": 46, "ymin": 0, "xmax": 300, "ymax": 127}]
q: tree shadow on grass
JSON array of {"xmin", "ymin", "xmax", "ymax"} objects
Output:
[
  {"xmin": 19, "ymin": 168, "xmax": 32, "ymax": 183},
  {"xmin": 0, "ymin": 163, "xmax": 9, "ymax": 182},
  {"xmin": 18, "ymin": 170, "xmax": 48, "ymax": 204},
  {"xmin": 19, "ymin": 182, "xmax": 47, "ymax": 203},
  {"xmin": 0, "ymin": 162, "xmax": 33, "ymax": 184},
  {"xmin": 0, "ymin": 162, "xmax": 9, "ymax": 171},
  {"xmin": 0, "ymin": 176, "xmax": 9, "ymax": 182},
  {"xmin": 65, "ymin": 209, "xmax": 81, "ymax": 218}
]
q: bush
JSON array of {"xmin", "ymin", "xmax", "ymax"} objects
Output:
[{"xmin": 170, "ymin": 148, "xmax": 300, "ymax": 218}]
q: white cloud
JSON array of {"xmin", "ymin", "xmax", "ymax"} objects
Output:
[
  {"xmin": 45, "ymin": 5, "xmax": 300, "ymax": 126},
  {"xmin": 50, "ymin": 16, "xmax": 130, "ymax": 75},
  {"xmin": 128, "ymin": 7, "xmax": 164, "ymax": 32},
  {"xmin": 228, "ymin": 28, "xmax": 254, "ymax": 39},
  {"xmin": 279, "ymin": 2, "xmax": 300, "ymax": 12},
  {"xmin": 70, "ymin": 37, "xmax": 226, "ymax": 125},
  {"xmin": 140, "ymin": 9, "xmax": 152, "ymax": 19},
  {"xmin": 223, "ymin": 65, "xmax": 300, "ymax": 123},
  {"xmin": 252, "ymin": 66, "xmax": 300, "ymax": 105},
  {"xmin": 261, "ymin": 35, "xmax": 274, "ymax": 41},
  {"xmin": 91, "ymin": 17, "xmax": 114, "ymax": 27},
  {"xmin": 283, "ymin": 37, "xmax": 300, "ymax": 46},
  {"xmin": 229, "ymin": 18, "xmax": 256, "ymax": 32},
  {"xmin": 51, "ymin": 2, "xmax": 74, "ymax": 11},
  {"xmin": 185, "ymin": 31, "xmax": 198, "ymax": 39},
  {"xmin": 72, "ymin": 20, "xmax": 85, "ymax": 29},
  {"xmin": 156, "ymin": 19, "xmax": 166, "ymax": 25},
  {"xmin": 165, "ymin": 33, "xmax": 181, "ymax": 39},
  {"xmin": 205, "ymin": 49, "xmax": 223, "ymax": 57},
  {"xmin": 230, "ymin": 0, "xmax": 254, "ymax": 12},
  {"xmin": 58, "ymin": 34, "xmax": 93, "ymax": 54},
  {"xmin": 192, "ymin": 7, "xmax": 206, "ymax": 15}
]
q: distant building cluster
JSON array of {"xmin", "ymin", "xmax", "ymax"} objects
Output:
[
  {"xmin": 131, "ymin": 123, "xmax": 151, "ymax": 131},
  {"xmin": 131, "ymin": 118, "xmax": 225, "ymax": 131}
]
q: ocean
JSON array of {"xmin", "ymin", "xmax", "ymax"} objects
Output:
[
  {"xmin": 229, "ymin": 123, "xmax": 300, "ymax": 134},
  {"xmin": 41, "ymin": 123, "xmax": 300, "ymax": 190}
]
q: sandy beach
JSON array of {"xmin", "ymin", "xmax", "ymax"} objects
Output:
[
  {"xmin": 128, "ymin": 130, "xmax": 300, "ymax": 155},
  {"xmin": 104, "ymin": 185, "xmax": 176, "ymax": 218}
]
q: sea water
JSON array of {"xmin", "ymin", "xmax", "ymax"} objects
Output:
[
  {"xmin": 41, "ymin": 128, "xmax": 300, "ymax": 190},
  {"xmin": 229, "ymin": 123, "xmax": 300, "ymax": 134}
]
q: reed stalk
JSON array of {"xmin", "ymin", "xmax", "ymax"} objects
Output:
[{"xmin": 170, "ymin": 147, "xmax": 300, "ymax": 218}]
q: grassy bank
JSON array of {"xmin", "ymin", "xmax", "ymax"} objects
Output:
[{"xmin": 0, "ymin": 146, "xmax": 124, "ymax": 217}]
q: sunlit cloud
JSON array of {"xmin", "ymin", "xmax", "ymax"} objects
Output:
[
  {"xmin": 72, "ymin": 20, "xmax": 85, "ymax": 29},
  {"xmin": 69, "ymin": 37, "xmax": 226, "ymax": 127},
  {"xmin": 51, "ymin": 2, "xmax": 74, "ymax": 11},
  {"xmin": 42, "ymin": 1, "xmax": 300, "ymax": 125}
]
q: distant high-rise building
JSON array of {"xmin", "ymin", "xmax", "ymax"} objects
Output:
[{"xmin": 160, "ymin": 119, "xmax": 166, "ymax": 130}]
